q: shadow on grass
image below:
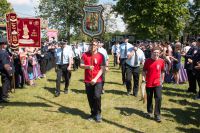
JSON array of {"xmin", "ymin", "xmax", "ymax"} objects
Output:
[
  {"xmin": 163, "ymin": 86, "xmax": 186, "ymax": 93},
  {"xmin": 176, "ymin": 127, "xmax": 200, "ymax": 133},
  {"xmin": 36, "ymin": 96, "xmax": 144, "ymax": 133},
  {"xmin": 102, "ymin": 118, "xmax": 144, "ymax": 133},
  {"xmin": 169, "ymin": 99, "xmax": 200, "ymax": 107},
  {"xmin": 162, "ymin": 107, "xmax": 200, "ymax": 127},
  {"xmin": 108, "ymin": 67, "xmax": 120, "ymax": 70},
  {"xmin": 162, "ymin": 87, "xmax": 191, "ymax": 98},
  {"xmin": 1, "ymin": 102, "xmax": 52, "ymax": 107},
  {"xmin": 79, "ymin": 79, "xmax": 84, "ymax": 82},
  {"xmin": 115, "ymin": 107, "xmax": 146, "ymax": 118},
  {"xmin": 110, "ymin": 70, "xmax": 121, "ymax": 73},
  {"xmin": 105, "ymin": 89, "xmax": 127, "ymax": 95},
  {"xmin": 43, "ymin": 87, "xmax": 55, "ymax": 95},
  {"xmin": 47, "ymin": 79, "xmax": 56, "ymax": 82},
  {"xmin": 71, "ymin": 89, "xmax": 85, "ymax": 94},
  {"xmin": 105, "ymin": 81, "xmax": 122, "ymax": 85}
]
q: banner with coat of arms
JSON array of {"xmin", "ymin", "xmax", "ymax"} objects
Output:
[{"xmin": 82, "ymin": 5, "xmax": 104, "ymax": 37}]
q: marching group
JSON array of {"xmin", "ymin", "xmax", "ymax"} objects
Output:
[{"xmin": 0, "ymin": 36, "xmax": 200, "ymax": 123}]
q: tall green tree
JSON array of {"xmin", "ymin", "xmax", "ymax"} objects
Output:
[
  {"xmin": 0, "ymin": 0, "xmax": 13, "ymax": 17},
  {"xmin": 114, "ymin": 0, "xmax": 189, "ymax": 40},
  {"xmin": 38, "ymin": 0, "xmax": 98, "ymax": 43},
  {"xmin": 185, "ymin": 0, "xmax": 200, "ymax": 37}
]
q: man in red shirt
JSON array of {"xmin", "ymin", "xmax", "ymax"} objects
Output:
[
  {"xmin": 142, "ymin": 47, "xmax": 165, "ymax": 122},
  {"xmin": 80, "ymin": 38, "xmax": 105, "ymax": 122}
]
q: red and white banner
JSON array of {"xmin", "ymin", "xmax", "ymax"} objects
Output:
[
  {"xmin": 18, "ymin": 18, "xmax": 41, "ymax": 48},
  {"xmin": 9, "ymin": 13, "xmax": 19, "ymax": 48},
  {"xmin": 6, "ymin": 14, "xmax": 11, "ymax": 44}
]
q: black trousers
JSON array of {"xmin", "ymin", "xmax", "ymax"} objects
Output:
[
  {"xmin": 15, "ymin": 70, "xmax": 24, "ymax": 88},
  {"xmin": 195, "ymin": 72, "xmax": 200, "ymax": 96},
  {"xmin": 0, "ymin": 71, "xmax": 11, "ymax": 99},
  {"xmin": 146, "ymin": 86, "xmax": 162, "ymax": 116},
  {"xmin": 73, "ymin": 57, "xmax": 80, "ymax": 70},
  {"xmin": 126, "ymin": 65, "xmax": 140, "ymax": 95},
  {"xmin": 186, "ymin": 69, "xmax": 197, "ymax": 93},
  {"xmin": 56, "ymin": 64, "xmax": 70, "ymax": 92},
  {"xmin": 40, "ymin": 58, "xmax": 48, "ymax": 75},
  {"xmin": 113, "ymin": 53, "xmax": 118, "ymax": 66},
  {"xmin": 120, "ymin": 58, "xmax": 127, "ymax": 84},
  {"xmin": 85, "ymin": 82, "xmax": 102, "ymax": 116}
]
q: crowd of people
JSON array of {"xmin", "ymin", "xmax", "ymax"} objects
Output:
[
  {"xmin": 111, "ymin": 36, "xmax": 200, "ymax": 122},
  {"xmin": 0, "ymin": 36, "xmax": 200, "ymax": 123}
]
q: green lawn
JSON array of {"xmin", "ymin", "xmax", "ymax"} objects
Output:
[{"xmin": 0, "ymin": 56, "xmax": 199, "ymax": 133}]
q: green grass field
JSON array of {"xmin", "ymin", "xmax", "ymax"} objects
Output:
[{"xmin": 0, "ymin": 56, "xmax": 199, "ymax": 133}]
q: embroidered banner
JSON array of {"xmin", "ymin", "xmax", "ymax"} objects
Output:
[
  {"xmin": 6, "ymin": 14, "xmax": 11, "ymax": 44},
  {"xmin": 82, "ymin": 5, "xmax": 104, "ymax": 37},
  {"xmin": 18, "ymin": 18, "xmax": 41, "ymax": 48},
  {"xmin": 9, "ymin": 13, "xmax": 19, "ymax": 48}
]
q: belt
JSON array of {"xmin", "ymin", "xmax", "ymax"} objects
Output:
[
  {"xmin": 57, "ymin": 64, "xmax": 68, "ymax": 66},
  {"xmin": 126, "ymin": 63, "xmax": 139, "ymax": 68}
]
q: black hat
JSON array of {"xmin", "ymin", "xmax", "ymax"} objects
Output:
[
  {"xmin": 0, "ymin": 38, "xmax": 7, "ymax": 45},
  {"xmin": 123, "ymin": 35, "xmax": 129, "ymax": 39},
  {"xmin": 136, "ymin": 40, "xmax": 141, "ymax": 44}
]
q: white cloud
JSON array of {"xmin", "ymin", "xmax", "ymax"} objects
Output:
[{"xmin": 7, "ymin": 0, "xmax": 40, "ymax": 17}]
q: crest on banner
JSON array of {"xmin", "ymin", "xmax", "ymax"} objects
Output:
[{"xmin": 82, "ymin": 5, "xmax": 104, "ymax": 37}]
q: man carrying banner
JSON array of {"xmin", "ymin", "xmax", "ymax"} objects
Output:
[{"xmin": 80, "ymin": 38, "xmax": 105, "ymax": 122}]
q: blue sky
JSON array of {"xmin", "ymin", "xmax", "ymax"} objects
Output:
[
  {"xmin": 7, "ymin": 0, "xmax": 116, "ymax": 17},
  {"xmin": 7, "ymin": 0, "xmax": 126, "ymax": 32},
  {"xmin": 8, "ymin": 0, "xmax": 192, "ymax": 32}
]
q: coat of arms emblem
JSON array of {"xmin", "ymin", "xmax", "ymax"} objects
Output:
[{"xmin": 82, "ymin": 5, "xmax": 104, "ymax": 37}]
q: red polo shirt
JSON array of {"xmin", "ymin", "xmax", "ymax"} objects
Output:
[
  {"xmin": 81, "ymin": 52, "xmax": 105, "ymax": 83},
  {"xmin": 143, "ymin": 58, "xmax": 165, "ymax": 88}
]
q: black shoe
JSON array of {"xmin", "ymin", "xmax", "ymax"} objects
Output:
[
  {"xmin": 155, "ymin": 115, "xmax": 161, "ymax": 122},
  {"xmin": 87, "ymin": 114, "xmax": 95, "ymax": 121},
  {"xmin": 95, "ymin": 114, "xmax": 102, "ymax": 123},
  {"xmin": 55, "ymin": 91, "xmax": 60, "ymax": 97},
  {"xmin": 145, "ymin": 113, "xmax": 153, "ymax": 118},
  {"xmin": 64, "ymin": 90, "xmax": 68, "ymax": 94},
  {"xmin": 133, "ymin": 93, "xmax": 138, "ymax": 97},
  {"xmin": 0, "ymin": 98, "xmax": 9, "ymax": 103},
  {"xmin": 127, "ymin": 91, "xmax": 131, "ymax": 96}
]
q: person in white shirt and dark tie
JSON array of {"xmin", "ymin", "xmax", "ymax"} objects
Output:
[
  {"xmin": 125, "ymin": 41, "xmax": 145, "ymax": 96},
  {"xmin": 54, "ymin": 42, "xmax": 72, "ymax": 97},
  {"xmin": 117, "ymin": 35, "xmax": 133, "ymax": 85},
  {"xmin": 111, "ymin": 41, "xmax": 120, "ymax": 67}
]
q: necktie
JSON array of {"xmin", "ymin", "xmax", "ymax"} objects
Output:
[
  {"xmin": 61, "ymin": 48, "xmax": 64, "ymax": 65},
  {"xmin": 134, "ymin": 50, "xmax": 138, "ymax": 66},
  {"xmin": 124, "ymin": 44, "xmax": 127, "ymax": 58}
]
